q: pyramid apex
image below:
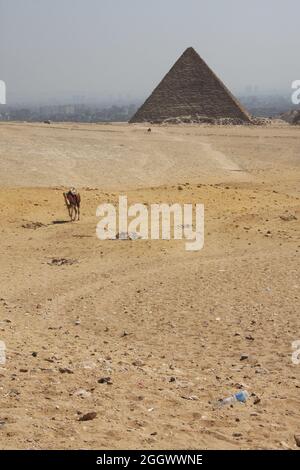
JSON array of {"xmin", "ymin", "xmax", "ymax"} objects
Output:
[{"xmin": 184, "ymin": 46, "xmax": 197, "ymax": 53}]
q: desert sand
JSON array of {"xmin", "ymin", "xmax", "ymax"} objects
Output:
[{"xmin": 0, "ymin": 122, "xmax": 299, "ymax": 449}]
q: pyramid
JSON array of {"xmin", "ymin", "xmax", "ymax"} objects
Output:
[{"xmin": 130, "ymin": 47, "xmax": 250, "ymax": 124}]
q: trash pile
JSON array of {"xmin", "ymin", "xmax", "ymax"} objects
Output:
[{"xmin": 116, "ymin": 232, "xmax": 141, "ymax": 240}]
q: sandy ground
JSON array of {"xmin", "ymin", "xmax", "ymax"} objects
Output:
[{"xmin": 0, "ymin": 122, "xmax": 299, "ymax": 450}]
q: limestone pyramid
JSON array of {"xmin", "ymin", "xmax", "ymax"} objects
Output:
[{"xmin": 130, "ymin": 47, "xmax": 250, "ymax": 124}]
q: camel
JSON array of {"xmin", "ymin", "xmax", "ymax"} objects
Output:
[{"xmin": 63, "ymin": 188, "xmax": 81, "ymax": 221}]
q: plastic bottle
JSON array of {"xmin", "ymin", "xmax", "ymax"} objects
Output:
[{"xmin": 218, "ymin": 390, "xmax": 249, "ymax": 407}]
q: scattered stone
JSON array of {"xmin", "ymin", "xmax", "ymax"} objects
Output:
[
  {"xmin": 279, "ymin": 110, "xmax": 300, "ymax": 125},
  {"xmin": 245, "ymin": 335, "xmax": 254, "ymax": 341},
  {"xmin": 169, "ymin": 377, "xmax": 176, "ymax": 383},
  {"xmin": 132, "ymin": 360, "xmax": 145, "ymax": 367},
  {"xmin": 22, "ymin": 222, "xmax": 46, "ymax": 230},
  {"xmin": 98, "ymin": 377, "xmax": 112, "ymax": 385},
  {"xmin": 255, "ymin": 367, "xmax": 269, "ymax": 375},
  {"xmin": 280, "ymin": 214, "xmax": 297, "ymax": 222},
  {"xmin": 240, "ymin": 354, "xmax": 249, "ymax": 361},
  {"xmin": 79, "ymin": 412, "xmax": 97, "ymax": 422},
  {"xmin": 59, "ymin": 367, "xmax": 74, "ymax": 374},
  {"xmin": 48, "ymin": 258, "xmax": 78, "ymax": 267},
  {"xmin": 253, "ymin": 396, "xmax": 261, "ymax": 405},
  {"xmin": 82, "ymin": 360, "xmax": 97, "ymax": 370},
  {"xmin": 181, "ymin": 395, "xmax": 198, "ymax": 401},
  {"xmin": 294, "ymin": 435, "xmax": 300, "ymax": 447},
  {"xmin": 32, "ymin": 352, "xmax": 38, "ymax": 357},
  {"xmin": 73, "ymin": 389, "xmax": 92, "ymax": 398}
]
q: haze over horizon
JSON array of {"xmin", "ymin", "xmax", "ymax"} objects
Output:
[{"xmin": 0, "ymin": 0, "xmax": 299, "ymax": 105}]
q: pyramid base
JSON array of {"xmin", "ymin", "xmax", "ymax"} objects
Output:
[{"xmin": 130, "ymin": 115, "xmax": 254, "ymax": 125}]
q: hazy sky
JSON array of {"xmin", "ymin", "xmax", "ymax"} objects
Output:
[{"xmin": 0, "ymin": 0, "xmax": 299, "ymax": 104}]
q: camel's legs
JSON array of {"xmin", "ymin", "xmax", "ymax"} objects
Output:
[
  {"xmin": 70, "ymin": 205, "xmax": 75, "ymax": 222},
  {"xmin": 64, "ymin": 193, "xmax": 73, "ymax": 221}
]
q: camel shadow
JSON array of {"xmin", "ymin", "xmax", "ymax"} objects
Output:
[{"xmin": 52, "ymin": 220, "xmax": 71, "ymax": 225}]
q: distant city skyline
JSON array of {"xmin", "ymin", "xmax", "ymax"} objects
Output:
[{"xmin": 4, "ymin": 88, "xmax": 293, "ymax": 108}]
